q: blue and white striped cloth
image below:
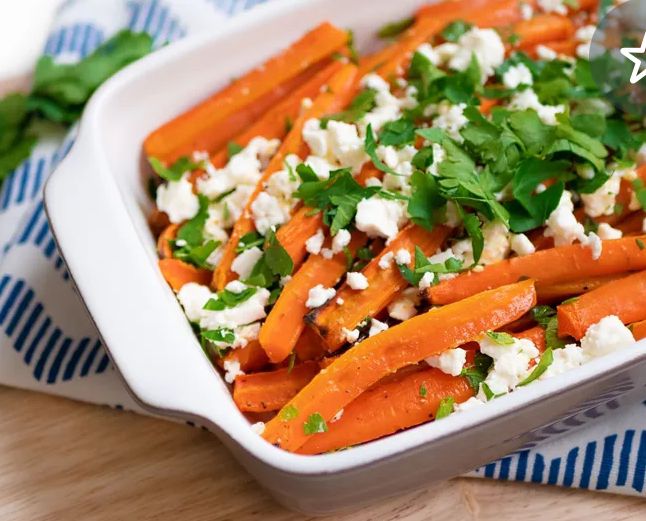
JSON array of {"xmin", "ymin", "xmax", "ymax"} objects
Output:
[{"xmin": 0, "ymin": 0, "xmax": 644, "ymax": 497}]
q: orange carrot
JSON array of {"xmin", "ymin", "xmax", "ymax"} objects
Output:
[
  {"xmin": 310, "ymin": 224, "xmax": 450, "ymax": 352},
  {"xmin": 157, "ymin": 224, "xmax": 178, "ymax": 259},
  {"xmin": 263, "ymin": 279, "xmax": 536, "ymax": 451},
  {"xmin": 525, "ymin": 39, "xmax": 578, "ymax": 58},
  {"xmin": 233, "ymin": 361, "xmax": 321, "ymax": 412},
  {"xmin": 417, "ymin": 0, "xmax": 536, "ymax": 20},
  {"xmin": 536, "ymin": 274, "xmax": 624, "ymax": 303},
  {"xmin": 295, "ymin": 327, "xmax": 328, "ymax": 362},
  {"xmin": 275, "ymin": 206, "xmax": 326, "ymax": 269},
  {"xmin": 221, "ymin": 340, "xmax": 269, "ymax": 373},
  {"xmin": 144, "ymin": 23, "xmax": 348, "ymax": 163},
  {"xmin": 617, "ymin": 212, "xmax": 646, "ymax": 235},
  {"xmin": 631, "ymin": 319, "xmax": 646, "ymax": 341},
  {"xmin": 514, "ymin": 326, "xmax": 546, "ymax": 353},
  {"xmin": 149, "ymin": 208, "xmax": 170, "ymax": 237},
  {"xmin": 298, "ymin": 368, "xmax": 473, "ymax": 454},
  {"xmin": 158, "ymin": 258, "xmax": 212, "ymax": 291},
  {"xmin": 213, "ymin": 63, "xmax": 360, "ymax": 290},
  {"xmin": 516, "ymin": 14, "xmax": 575, "ymax": 49},
  {"xmin": 557, "ymin": 270, "xmax": 646, "ymax": 339},
  {"xmin": 207, "ymin": 60, "xmax": 344, "ymax": 170},
  {"xmin": 260, "ymin": 233, "xmax": 367, "ymax": 363},
  {"xmin": 428, "ymin": 236, "xmax": 646, "ymax": 305}
]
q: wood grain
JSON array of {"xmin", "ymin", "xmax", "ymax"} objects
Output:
[{"xmin": 0, "ymin": 386, "xmax": 643, "ymax": 521}]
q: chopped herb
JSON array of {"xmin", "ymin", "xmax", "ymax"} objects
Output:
[
  {"xmin": 486, "ymin": 331, "xmax": 515, "ymax": 345},
  {"xmin": 201, "ymin": 328, "xmax": 236, "ymax": 345},
  {"xmin": 365, "ymin": 123, "xmax": 399, "ymax": 176},
  {"xmin": 285, "ymin": 116, "xmax": 293, "ymax": 133},
  {"xmin": 149, "ymin": 155, "xmax": 200, "ymax": 182},
  {"xmin": 173, "ymin": 239, "xmax": 219, "ymax": 268},
  {"xmin": 507, "ymin": 33, "xmax": 520, "ymax": 46},
  {"xmin": 632, "ymin": 179, "xmax": 646, "ymax": 210},
  {"xmin": 460, "ymin": 352, "xmax": 493, "ymax": 391},
  {"xmin": 287, "ymin": 352, "xmax": 296, "ymax": 373},
  {"xmin": 236, "ymin": 231, "xmax": 264, "ymax": 253},
  {"xmin": 321, "ymin": 89, "xmax": 377, "ymax": 127},
  {"xmin": 280, "ymin": 404, "xmax": 299, "ymax": 421},
  {"xmin": 172, "ymin": 195, "xmax": 217, "ymax": 268},
  {"xmin": 435, "ymin": 396, "xmax": 455, "ymax": 419},
  {"xmin": 561, "ymin": 296, "xmax": 579, "ymax": 305},
  {"xmin": 227, "ymin": 141, "xmax": 243, "ymax": 158},
  {"xmin": 303, "ymin": 412, "xmax": 328, "ymax": 435},
  {"xmin": 637, "ymin": 239, "xmax": 645, "ymax": 250},
  {"xmin": 419, "ymin": 384, "xmax": 428, "ymax": 398},
  {"xmin": 380, "ymin": 117, "xmax": 416, "ymax": 147},
  {"xmin": 531, "ymin": 306, "xmax": 566, "ymax": 350},
  {"xmin": 377, "ymin": 17, "xmax": 414, "ymax": 39},
  {"xmin": 440, "ymin": 20, "xmax": 473, "ymax": 43},
  {"xmin": 203, "ymin": 286, "xmax": 258, "ymax": 311},
  {"xmin": 245, "ymin": 230, "xmax": 294, "ymax": 287},
  {"xmin": 518, "ymin": 348, "xmax": 554, "ymax": 386},
  {"xmin": 480, "ymin": 382, "xmax": 496, "ymax": 401}
]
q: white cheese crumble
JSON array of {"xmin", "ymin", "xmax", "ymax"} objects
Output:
[
  {"xmin": 433, "ymin": 101, "xmax": 468, "ymax": 142},
  {"xmin": 448, "ymin": 28, "xmax": 505, "ymax": 81},
  {"xmin": 426, "ymin": 348, "xmax": 467, "ymax": 377},
  {"xmin": 342, "ymin": 327, "xmax": 361, "ymax": 344},
  {"xmin": 510, "ymin": 233, "xmax": 536, "ymax": 256},
  {"xmin": 575, "ymin": 24, "xmax": 596, "ymax": 59},
  {"xmin": 223, "ymin": 359, "xmax": 244, "ymax": 384},
  {"xmin": 231, "ymin": 246, "xmax": 263, "ymax": 280},
  {"xmin": 581, "ymin": 174, "xmax": 622, "ymax": 218},
  {"xmin": 536, "ymin": 44, "xmax": 558, "ymax": 61},
  {"xmin": 156, "ymin": 173, "xmax": 200, "ymax": 224},
  {"xmin": 305, "ymin": 284, "xmax": 336, "ymax": 308},
  {"xmin": 544, "ymin": 191, "xmax": 589, "ymax": 246},
  {"xmin": 580, "ymin": 315, "xmax": 635, "ymax": 358},
  {"xmin": 355, "ymin": 197, "xmax": 407, "ymax": 241},
  {"xmin": 419, "ymin": 271, "xmax": 435, "ymax": 290},
  {"xmin": 453, "ymin": 220, "xmax": 510, "ymax": 266},
  {"xmin": 508, "ymin": 89, "xmax": 565, "ymax": 125},
  {"xmin": 332, "ymin": 228, "xmax": 352, "ymax": 253},
  {"xmin": 347, "ymin": 271, "xmax": 369, "ymax": 290},
  {"xmin": 537, "ymin": 0, "xmax": 567, "ymax": 15},
  {"xmin": 250, "ymin": 422, "xmax": 265, "ymax": 435},
  {"xmin": 251, "ymin": 191, "xmax": 289, "ymax": 236},
  {"xmin": 587, "ymin": 231, "xmax": 602, "ymax": 260},
  {"xmin": 395, "ymin": 248, "xmax": 412, "ymax": 265},
  {"xmin": 540, "ymin": 344, "xmax": 586, "ymax": 380},
  {"xmin": 305, "ymin": 228, "xmax": 325, "ymax": 255},
  {"xmin": 387, "ymin": 288, "xmax": 419, "ymax": 321},
  {"xmin": 378, "ymin": 251, "xmax": 395, "ymax": 270},
  {"xmin": 478, "ymin": 335, "xmax": 540, "ymax": 396},
  {"xmin": 520, "ymin": 2, "xmax": 534, "ymax": 19},
  {"xmin": 336, "ymin": 297, "xmax": 345, "ymax": 305},
  {"xmin": 502, "ymin": 64, "xmax": 533, "ymax": 89},
  {"xmin": 453, "ymin": 396, "xmax": 486, "ymax": 412},
  {"xmin": 368, "ymin": 318, "xmax": 389, "ymax": 337},
  {"xmin": 596, "ymin": 223, "xmax": 623, "ymax": 240}
]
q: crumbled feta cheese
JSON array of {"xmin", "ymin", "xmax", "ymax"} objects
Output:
[
  {"xmin": 433, "ymin": 102, "xmax": 468, "ymax": 141},
  {"xmin": 336, "ymin": 297, "xmax": 345, "ymax": 305},
  {"xmin": 536, "ymin": 45, "xmax": 558, "ymax": 61},
  {"xmin": 223, "ymin": 359, "xmax": 244, "ymax": 384},
  {"xmin": 597, "ymin": 223, "xmax": 624, "ymax": 241},
  {"xmin": 327, "ymin": 120, "xmax": 367, "ymax": 171},
  {"xmin": 419, "ymin": 272, "xmax": 435, "ymax": 289},
  {"xmin": 520, "ymin": 2, "xmax": 534, "ymax": 20},
  {"xmin": 538, "ymin": 0, "xmax": 567, "ymax": 15},
  {"xmin": 540, "ymin": 344, "xmax": 586, "ymax": 379},
  {"xmin": 176, "ymin": 283, "xmax": 213, "ymax": 321},
  {"xmin": 503, "ymin": 64, "xmax": 533, "ymax": 89},
  {"xmin": 510, "ymin": 233, "xmax": 536, "ymax": 256},
  {"xmin": 453, "ymin": 220, "xmax": 510, "ymax": 266},
  {"xmin": 508, "ymin": 89, "xmax": 565, "ymax": 125},
  {"xmin": 416, "ymin": 43, "xmax": 442, "ymax": 66},
  {"xmin": 580, "ymin": 315, "xmax": 635, "ymax": 358},
  {"xmin": 426, "ymin": 348, "xmax": 467, "ymax": 377},
  {"xmin": 156, "ymin": 174, "xmax": 200, "ymax": 224},
  {"xmin": 331, "ymin": 409, "xmax": 344, "ymax": 423},
  {"xmin": 306, "ymin": 284, "xmax": 336, "ymax": 308},
  {"xmin": 544, "ymin": 191, "xmax": 588, "ymax": 246},
  {"xmin": 251, "ymin": 192, "xmax": 288, "ymax": 235},
  {"xmin": 321, "ymin": 248, "xmax": 334, "ymax": 260},
  {"xmin": 347, "ymin": 271, "xmax": 369, "ymax": 290},
  {"xmin": 395, "ymin": 248, "xmax": 412, "ymax": 265},
  {"xmin": 201, "ymin": 288, "xmax": 270, "ymax": 331},
  {"xmin": 332, "ymin": 228, "xmax": 352, "ymax": 253},
  {"xmin": 250, "ymin": 421, "xmax": 265, "ymax": 435},
  {"xmin": 378, "ymin": 251, "xmax": 395, "ymax": 270},
  {"xmin": 301, "ymin": 97, "xmax": 313, "ymax": 110},
  {"xmin": 581, "ymin": 173, "xmax": 621, "ymax": 218},
  {"xmin": 360, "ymin": 72, "xmax": 391, "ymax": 92},
  {"xmin": 225, "ymin": 280, "xmax": 248, "ymax": 294},
  {"xmin": 302, "ymin": 118, "xmax": 329, "ymax": 157},
  {"xmin": 304, "ymin": 155, "xmax": 335, "ymax": 180},
  {"xmin": 448, "ymin": 28, "xmax": 505, "ymax": 81},
  {"xmin": 342, "ymin": 327, "xmax": 361, "ymax": 344},
  {"xmin": 587, "ymin": 231, "xmax": 602, "ymax": 260},
  {"xmin": 479, "ymin": 335, "xmax": 540, "ymax": 395},
  {"xmin": 305, "ymin": 228, "xmax": 325, "ymax": 255},
  {"xmin": 364, "ymin": 176, "xmax": 383, "ymax": 187},
  {"xmin": 231, "ymin": 247, "xmax": 263, "ymax": 280},
  {"xmin": 575, "ymin": 24, "xmax": 595, "ymax": 59},
  {"xmin": 387, "ymin": 288, "xmax": 419, "ymax": 321},
  {"xmin": 355, "ymin": 197, "xmax": 407, "ymax": 240},
  {"xmin": 368, "ymin": 318, "xmax": 389, "ymax": 337},
  {"xmin": 454, "ymin": 396, "xmax": 486, "ymax": 412}
]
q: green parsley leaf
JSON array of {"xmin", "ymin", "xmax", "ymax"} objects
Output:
[
  {"xmin": 227, "ymin": 141, "xmax": 243, "ymax": 158},
  {"xmin": 321, "ymin": 89, "xmax": 376, "ymax": 127},
  {"xmin": 280, "ymin": 404, "xmax": 299, "ymax": 421},
  {"xmin": 440, "ymin": 20, "xmax": 473, "ymax": 42},
  {"xmin": 176, "ymin": 195, "xmax": 209, "ymax": 247},
  {"xmin": 407, "ymin": 171, "xmax": 444, "ymax": 230},
  {"xmin": 201, "ymin": 328, "xmax": 236, "ymax": 345},
  {"xmin": 486, "ymin": 331, "xmax": 515, "ymax": 345},
  {"xmin": 303, "ymin": 412, "xmax": 328, "ymax": 435},
  {"xmin": 435, "ymin": 396, "xmax": 455, "ymax": 419},
  {"xmin": 518, "ymin": 348, "xmax": 554, "ymax": 386},
  {"xmin": 203, "ymin": 286, "xmax": 258, "ymax": 311},
  {"xmin": 419, "ymin": 384, "xmax": 428, "ymax": 398},
  {"xmin": 380, "ymin": 117, "xmax": 416, "ymax": 147},
  {"xmin": 236, "ymin": 231, "xmax": 264, "ymax": 253},
  {"xmin": 531, "ymin": 306, "xmax": 566, "ymax": 350},
  {"xmin": 377, "ymin": 17, "xmax": 414, "ymax": 39},
  {"xmin": 365, "ymin": 123, "xmax": 399, "ymax": 175},
  {"xmin": 460, "ymin": 209, "xmax": 484, "ymax": 265},
  {"xmin": 460, "ymin": 352, "xmax": 493, "ymax": 391},
  {"xmin": 149, "ymin": 156, "xmax": 200, "ymax": 182},
  {"xmin": 0, "ymin": 94, "xmax": 36, "ymax": 184},
  {"xmin": 264, "ymin": 230, "xmax": 294, "ymax": 277},
  {"xmin": 173, "ymin": 239, "xmax": 219, "ymax": 269},
  {"xmin": 397, "ymin": 246, "xmax": 430, "ymax": 286},
  {"xmin": 637, "ymin": 238, "xmax": 645, "ymax": 250}
]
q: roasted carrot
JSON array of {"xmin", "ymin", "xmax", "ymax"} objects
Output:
[
  {"xmin": 233, "ymin": 361, "xmax": 321, "ymax": 412},
  {"xmin": 260, "ymin": 233, "xmax": 367, "ymax": 363},
  {"xmin": 158, "ymin": 258, "xmax": 212, "ymax": 291},
  {"xmin": 275, "ymin": 206, "xmax": 326, "ymax": 269},
  {"xmin": 557, "ymin": 270, "xmax": 646, "ymax": 339},
  {"xmin": 157, "ymin": 224, "xmax": 178, "ymax": 259},
  {"xmin": 617, "ymin": 212, "xmax": 646, "ymax": 235},
  {"xmin": 416, "ymin": 0, "xmax": 535, "ymax": 20},
  {"xmin": 213, "ymin": 63, "xmax": 360, "ymax": 290},
  {"xmin": 536, "ymin": 274, "xmax": 624, "ymax": 303},
  {"xmin": 309, "ymin": 224, "xmax": 450, "ymax": 352},
  {"xmin": 514, "ymin": 326, "xmax": 546, "ymax": 353},
  {"xmin": 297, "ymin": 368, "xmax": 473, "ymax": 454},
  {"xmin": 525, "ymin": 39, "xmax": 578, "ymax": 58},
  {"xmin": 516, "ymin": 14, "xmax": 575, "ymax": 49},
  {"xmin": 631, "ymin": 319, "xmax": 646, "ymax": 341},
  {"xmin": 149, "ymin": 208, "xmax": 170, "ymax": 237},
  {"xmin": 294, "ymin": 327, "xmax": 328, "ymax": 362},
  {"xmin": 263, "ymin": 279, "xmax": 536, "ymax": 451},
  {"xmin": 144, "ymin": 23, "xmax": 348, "ymax": 163},
  {"xmin": 221, "ymin": 340, "xmax": 269, "ymax": 373},
  {"xmin": 207, "ymin": 60, "xmax": 344, "ymax": 170},
  {"xmin": 428, "ymin": 236, "xmax": 646, "ymax": 305}
]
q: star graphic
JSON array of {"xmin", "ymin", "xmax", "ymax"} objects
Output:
[{"xmin": 620, "ymin": 32, "xmax": 646, "ymax": 85}]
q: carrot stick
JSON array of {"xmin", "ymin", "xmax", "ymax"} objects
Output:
[
  {"xmin": 295, "ymin": 327, "xmax": 328, "ymax": 362},
  {"xmin": 157, "ymin": 224, "xmax": 178, "ymax": 259},
  {"xmin": 525, "ymin": 39, "xmax": 578, "ymax": 58},
  {"xmin": 263, "ymin": 279, "xmax": 536, "ymax": 451},
  {"xmin": 631, "ymin": 319, "xmax": 646, "ymax": 341},
  {"xmin": 260, "ymin": 233, "xmax": 367, "ymax": 363},
  {"xmin": 158, "ymin": 258, "xmax": 212, "ymax": 291},
  {"xmin": 297, "ymin": 367, "xmax": 473, "ymax": 454},
  {"xmin": 416, "ymin": 0, "xmax": 535, "ymax": 20},
  {"xmin": 233, "ymin": 361, "xmax": 321, "ymax": 413},
  {"xmin": 617, "ymin": 212, "xmax": 646, "ymax": 235},
  {"xmin": 536, "ymin": 274, "xmax": 624, "ymax": 303},
  {"xmin": 428, "ymin": 236, "xmax": 646, "ymax": 305},
  {"xmin": 515, "ymin": 14, "xmax": 575, "ymax": 49},
  {"xmin": 310, "ymin": 224, "xmax": 450, "ymax": 352},
  {"xmin": 358, "ymin": 46, "xmax": 397, "ymax": 76},
  {"xmin": 207, "ymin": 60, "xmax": 344, "ymax": 170},
  {"xmin": 514, "ymin": 326, "xmax": 546, "ymax": 353},
  {"xmin": 213, "ymin": 63, "xmax": 360, "ymax": 290},
  {"xmin": 221, "ymin": 340, "xmax": 269, "ymax": 373},
  {"xmin": 144, "ymin": 23, "xmax": 348, "ymax": 163},
  {"xmin": 557, "ymin": 270, "xmax": 646, "ymax": 339}
]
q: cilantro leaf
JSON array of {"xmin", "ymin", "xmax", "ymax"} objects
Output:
[
  {"xmin": 173, "ymin": 239, "xmax": 219, "ymax": 269},
  {"xmin": 201, "ymin": 328, "xmax": 236, "ymax": 345},
  {"xmin": 236, "ymin": 231, "xmax": 264, "ymax": 253},
  {"xmin": 176, "ymin": 195, "xmax": 209, "ymax": 246},
  {"xmin": 460, "ymin": 209, "xmax": 484, "ymax": 265},
  {"xmin": 303, "ymin": 413, "xmax": 328, "ymax": 435},
  {"xmin": 435, "ymin": 396, "xmax": 455, "ymax": 419},
  {"xmin": 518, "ymin": 348, "xmax": 554, "ymax": 386}
]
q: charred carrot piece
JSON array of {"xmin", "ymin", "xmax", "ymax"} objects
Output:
[
  {"xmin": 298, "ymin": 368, "xmax": 473, "ymax": 454},
  {"xmin": 428, "ymin": 236, "xmax": 646, "ymax": 305},
  {"xmin": 233, "ymin": 361, "xmax": 321, "ymax": 413},
  {"xmin": 310, "ymin": 224, "xmax": 450, "ymax": 352},
  {"xmin": 149, "ymin": 208, "xmax": 170, "ymax": 237},
  {"xmin": 213, "ymin": 63, "xmax": 360, "ymax": 290},
  {"xmin": 260, "ymin": 233, "xmax": 367, "ymax": 364},
  {"xmin": 557, "ymin": 270, "xmax": 646, "ymax": 340},
  {"xmin": 263, "ymin": 280, "xmax": 536, "ymax": 451},
  {"xmin": 536, "ymin": 274, "xmax": 624, "ymax": 303},
  {"xmin": 144, "ymin": 23, "xmax": 349, "ymax": 163},
  {"xmin": 158, "ymin": 258, "xmax": 212, "ymax": 291}
]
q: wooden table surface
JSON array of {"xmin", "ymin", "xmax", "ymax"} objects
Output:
[{"xmin": 0, "ymin": 386, "xmax": 644, "ymax": 521}]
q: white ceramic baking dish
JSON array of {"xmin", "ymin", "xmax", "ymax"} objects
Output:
[{"xmin": 44, "ymin": 0, "xmax": 646, "ymax": 514}]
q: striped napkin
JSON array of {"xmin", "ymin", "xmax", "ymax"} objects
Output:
[{"xmin": 0, "ymin": 0, "xmax": 644, "ymax": 497}]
